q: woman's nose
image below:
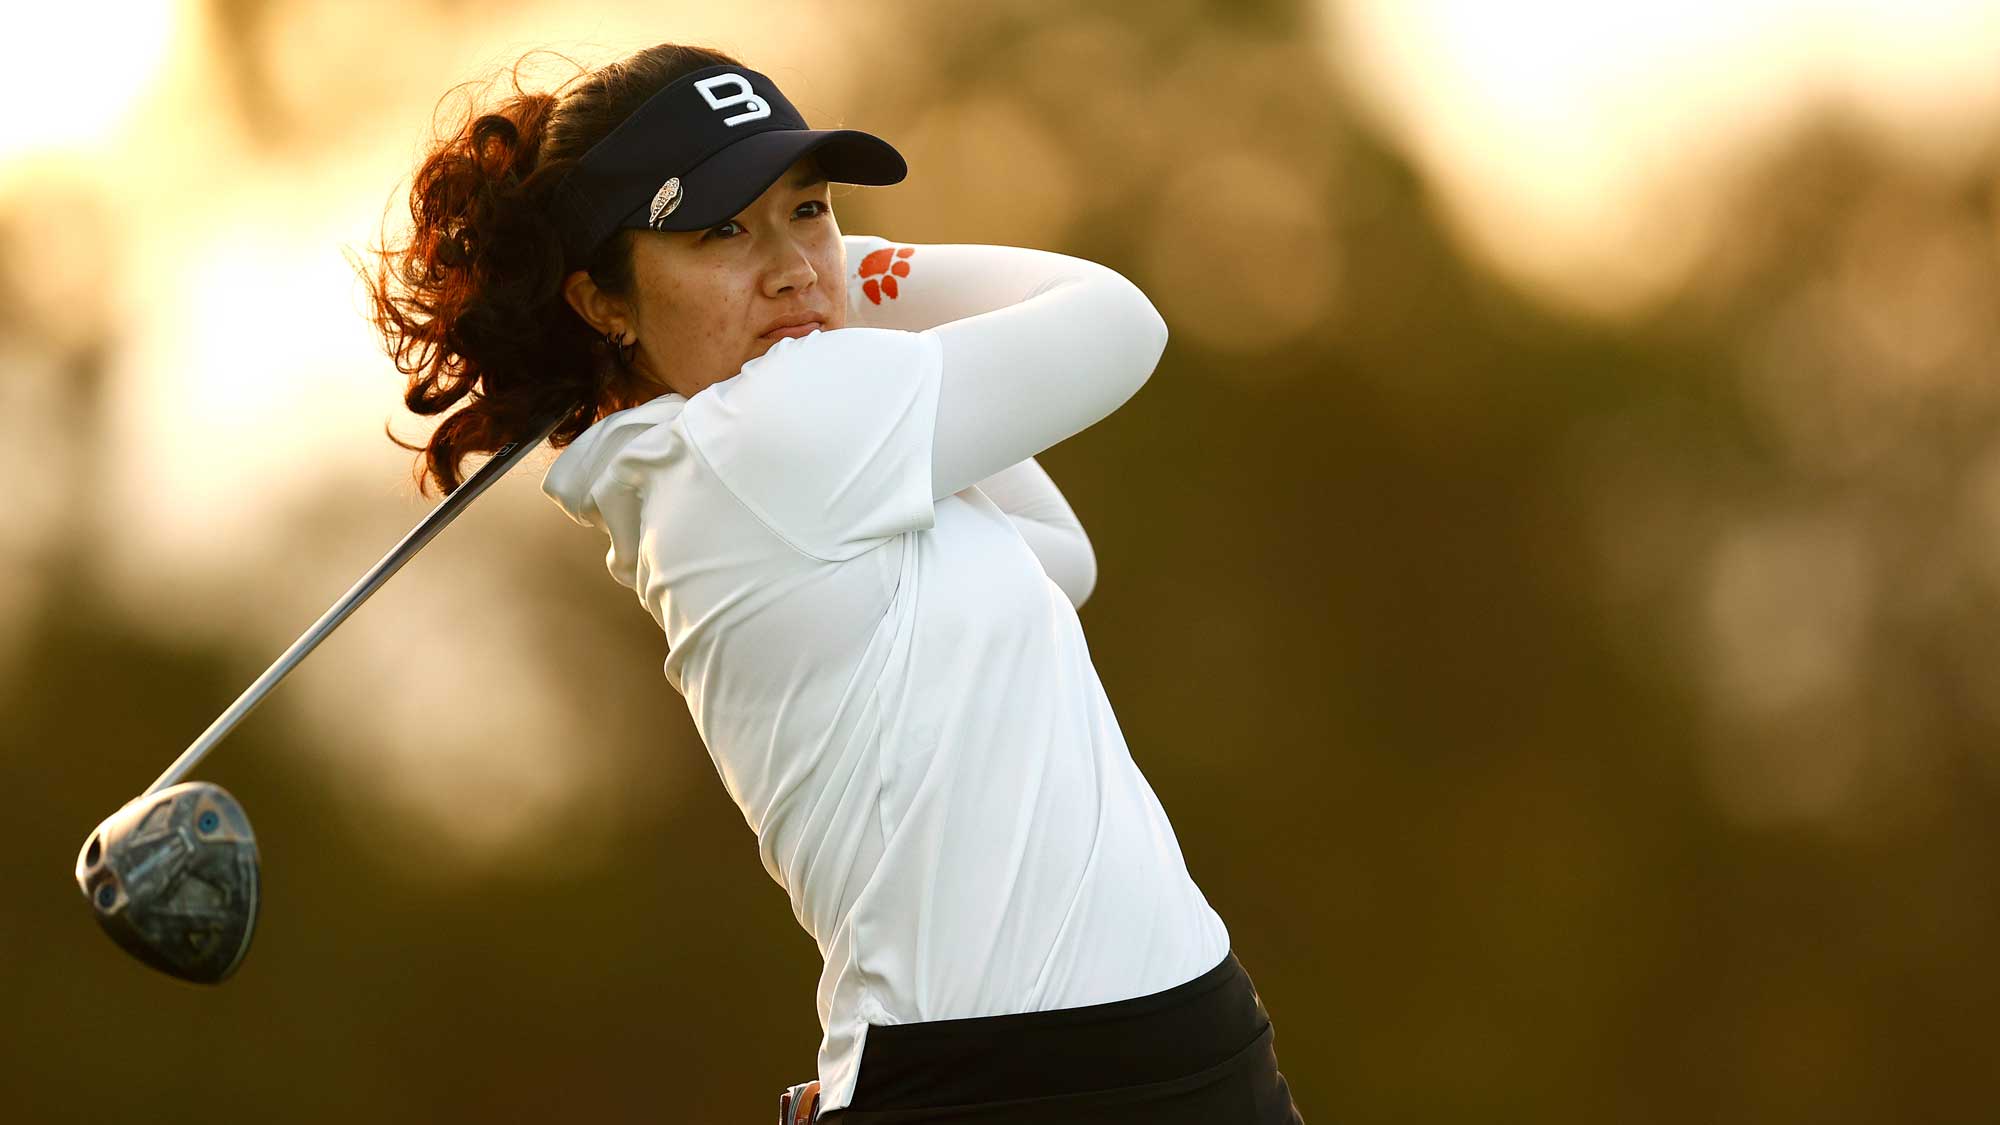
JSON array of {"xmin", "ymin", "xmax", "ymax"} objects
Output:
[{"xmin": 764, "ymin": 239, "xmax": 819, "ymax": 296}]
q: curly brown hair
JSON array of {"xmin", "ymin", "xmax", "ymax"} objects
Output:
[{"xmin": 360, "ymin": 43, "xmax": 744, "ymax": 497}]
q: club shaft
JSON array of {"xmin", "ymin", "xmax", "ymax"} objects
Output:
[{"xmin": 144, "ymin": 408, "xmax": 574, "ymax": 796}]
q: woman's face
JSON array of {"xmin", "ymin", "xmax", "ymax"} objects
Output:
[{"xmin": 567, "ymin": 154, "xmax": 849, "ymax": 401}]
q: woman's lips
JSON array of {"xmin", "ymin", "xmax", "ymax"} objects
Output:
[{"xmin": 760, "ymin": 321, "xmax": 823, "ymax": 342}]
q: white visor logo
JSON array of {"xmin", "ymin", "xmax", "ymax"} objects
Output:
[{"xmin": 693, "ymin": 73, "xmax": 771, "ymax": 127}]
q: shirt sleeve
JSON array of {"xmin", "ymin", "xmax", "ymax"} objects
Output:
[
  {"xmin": 679, "ymin": 238, "xmax": 1164, "ymax": 563},
  {"xmin": 972, "ymin": 457, "xmax": 1097, "ymax": 609},
  {"xmin": 679, "ymin": 326, "xmax": 943, "ymax": 563},
  {"xmin": 843, "ymin": 235, "xmax": 1169, "ymax": 500}
]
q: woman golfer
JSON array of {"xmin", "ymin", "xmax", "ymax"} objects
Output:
[{"xmin": 370, "ymin": 42, "xmax": 1302, "ymax": 1124}]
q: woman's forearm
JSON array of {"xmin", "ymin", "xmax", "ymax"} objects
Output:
[
  {"xmin": 839, "ymin": 236, "xmax": 1166, "ymax": 501},
  {"xmin": 845, "ymin": 235, "xmax": 1119, "ymax": 332}
]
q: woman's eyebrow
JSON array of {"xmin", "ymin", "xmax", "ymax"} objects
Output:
[{"xmin": 790, "ymin": 168, "xmax": 830, "ymax": 189}]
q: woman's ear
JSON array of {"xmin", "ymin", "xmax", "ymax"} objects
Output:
[{"xmin": 563, "ymin": 270, "xmax": 627, "ymax": 337}]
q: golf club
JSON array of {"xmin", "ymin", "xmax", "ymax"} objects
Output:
[{"xmin": 74, "ymin": 405, "xmax": 574, "ymax": 984}]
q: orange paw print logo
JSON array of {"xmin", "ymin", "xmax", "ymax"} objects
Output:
[{"xmin": 858, "ymin": 245, "xmax": 915, "ymax": 305}]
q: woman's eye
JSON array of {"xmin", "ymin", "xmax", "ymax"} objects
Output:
[{"xmin": 703, "ymin": 203, "xmax": 824, "ymax": 240}]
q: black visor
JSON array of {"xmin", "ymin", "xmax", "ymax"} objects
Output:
[{"xmin": 550, "ymin": 65, "xmax": 906, "ymax": 265}]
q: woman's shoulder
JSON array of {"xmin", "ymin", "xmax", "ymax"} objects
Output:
[
  {"xmin": 541, "ymin": 393, "xmax": 692, "ymax": 521},
  {"xmin": 700, "ymin": 324, "xmax": 939, "ymax": 410}
]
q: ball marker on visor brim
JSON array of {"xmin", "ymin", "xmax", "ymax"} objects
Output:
[{"xmin": 551, "ymin": 65, "xmax": 907, "ymax": 265}]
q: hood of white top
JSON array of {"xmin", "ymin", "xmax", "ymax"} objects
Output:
[{"xmin": 539, "ymin": 392, "xmax": 688, "ymax": 526}]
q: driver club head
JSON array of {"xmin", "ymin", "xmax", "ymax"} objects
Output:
[{"xmin": 75, "ymin": 782, "xmax": 260, "ymax": 984}]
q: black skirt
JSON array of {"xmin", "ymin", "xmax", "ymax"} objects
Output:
[{"xmin": 817, "ymin": 950, "xmax": 1303, "ymax": 1123}]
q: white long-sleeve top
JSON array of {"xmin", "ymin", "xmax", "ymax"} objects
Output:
[
  {"xmin": 970, "ymin": 456, "xmax": 1097, "ymax": 610},
  {"xmin": 540, "ymin": 234, "xmax": 1229, "ymax": 1114}
]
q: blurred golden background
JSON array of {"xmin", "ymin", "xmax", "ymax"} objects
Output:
[{"xmin": 6, "ymin": 0, "xmax": 2000, "ymax": 1120}]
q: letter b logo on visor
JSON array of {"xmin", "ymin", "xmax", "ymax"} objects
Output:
[{"xmin": 694, "ymin": 73, "xmax": 770, "ymax": 126}]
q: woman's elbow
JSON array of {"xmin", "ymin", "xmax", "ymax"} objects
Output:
[
  {"xmin": 1114, "ymin": 270, "xmax": 1169, "ymax": 373},
  {"xmin": 1069, "ymin": 550, "xmax": 1099, "ymax": 610},
  {"xmin": 1093, "ymin": 269, "xmax": 1168, "ymax": 402},
  {"xmin": 1055, "ymin": 533, "xmax": 1098, "ymax": 610},
  {"xmin": 1141, "ymin": 295, "xmax": 1169, "ymax": 367}
]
